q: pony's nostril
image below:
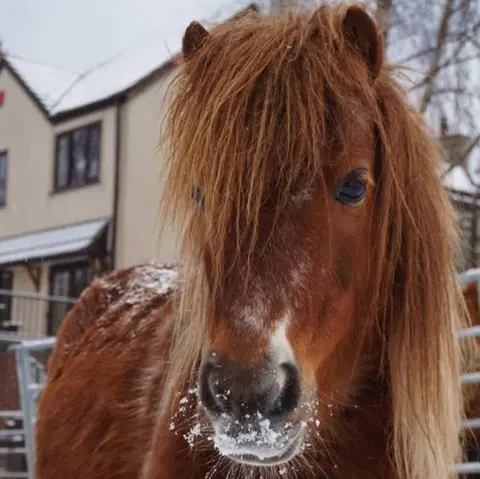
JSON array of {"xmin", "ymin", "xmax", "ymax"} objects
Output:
[
  {"xmin": 269, "ymin": 363, "xmax": 300, "ymax": 417},
  {"xmin": 199, "ymin": 357, "xmax": 300, "ymax": 419},
  {"xmin": 199, "ymin": 360, "xmax": 230, "ymax": 415}
]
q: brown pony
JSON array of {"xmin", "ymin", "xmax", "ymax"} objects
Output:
[{"xmin": 35, "ymin": 4, "xmax": 472, "ymax": 479}]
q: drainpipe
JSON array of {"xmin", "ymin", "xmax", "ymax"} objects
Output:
[{"xmin": 110, "ymin": 95, "xmax": 125, "ymax": 271}]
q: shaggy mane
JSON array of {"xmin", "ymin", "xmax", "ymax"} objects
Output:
[
  {"xmin": 158, "ymin": 4, "xmax": 473, "ymax": 479},
  {"xmin": 162, "ymin": 4, "xmax": 380, "ymax": 295}
]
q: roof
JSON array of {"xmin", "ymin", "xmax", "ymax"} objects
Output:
[
  {"xmin": 1, "ymin": 1, "xmax": 257, "ymax": 119},
  {"xmin": 5, "ymin": 44, "xmax": 176, "ymax": 118},
  {"xmin": 0, "ymin": 218, "xmax": 109, "ymax": 266},
  {"xmin": 5, "ymin": 56, "xmax": 78, "ymax": 113}
]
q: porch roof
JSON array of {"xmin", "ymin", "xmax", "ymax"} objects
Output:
[{"xmin": 0, "ymin": 218, "xmax": 109, "ymax": 266}]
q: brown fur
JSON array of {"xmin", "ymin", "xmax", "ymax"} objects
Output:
[
  {"xmin": 36, "ymin": 3, "xmax": 473, "ymax": 479},
  {"xmin": 35, "ymin": 264, "xmax": 177, "ymax": 478}
]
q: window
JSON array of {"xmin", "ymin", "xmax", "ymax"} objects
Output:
[
  {"xmin": 48, "ymin": 262, "xmax": 92, "ymax": 335},
  {"xmin": 0, "ymin": 270, "xmax": 13, "ymax": 331},
  {"xmin": 0, "ymin": 151, "xmax": 7, "ymax": 206},
  {"xmin": 54, "ymin": 123, "xmax": 101, "ymax": 191}
]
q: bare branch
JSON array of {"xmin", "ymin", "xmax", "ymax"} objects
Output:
[
  {"xmin": 431, "ymin": 87, "xmax": 470, "ymax": 96},
  {"xmin": 409, "ymin": 52, "xmax": 480, "ymax": 92},
  {"xmin": 465, "ymin": 32, "xmax": 480, "ymax": 50},
  {"xmin": 440, "ymin": 134, "xmax": 480, "ymax": 179},
  {"xmin": 397, "ymin": 33, "xmax": 466, "ymax": 65},
  {"xmin": 419, "ymin": 0, "xmax": 455, "ymax": 113},
  {"xmin": 459, "ymin": 134, "xmax": 480, "ymax": 165},
  {"xmin": 376, "ymin": 0, "xmax": 393, "ymax": 44}
]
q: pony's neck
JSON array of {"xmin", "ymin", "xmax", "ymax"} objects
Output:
[
  {"xmin": 309, "ymin": 328, "xmax": 393, "ymax": 478},
  {"xmin": 319, "ymin": 372, "xmax": 393, "ymax": 478}
]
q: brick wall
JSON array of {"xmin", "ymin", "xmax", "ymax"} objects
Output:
[{"xmin": 0, "ymin": 352, "xmax": 20, "ymax": 411}]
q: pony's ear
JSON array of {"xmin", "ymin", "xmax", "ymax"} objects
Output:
[
  {"xmin": 341, "ymin": 6, "xmax": 383, "ymax": 79},
  {"xmin": 182, "ymin": 21, "xmax": 209, "ymax": 59}
]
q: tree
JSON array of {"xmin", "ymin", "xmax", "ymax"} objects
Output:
[
  {"xmin": 378, "ymin": 0, "xmax": 480, "ymax": 170},
  {"xmin": 375, "ymin": 0, "xmax": 480, "ymax": 268},
  {"xmin": 375, "ymin": 0, "xmax": 393, "ymax": 43},
  {"xmin": 272, "ymin": 0, "xmax": 480, "ymax": 165}
]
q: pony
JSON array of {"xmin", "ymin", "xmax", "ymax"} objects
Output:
[{"xmin": 35, "ymin": 3, "xmax": 473, "ymax": 479}]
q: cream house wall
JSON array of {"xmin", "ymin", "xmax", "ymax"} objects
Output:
[
  {"xmin": 0, "ymin": 67, "xmax": 115, "ymax": 240},
  {"xmin": 11, "ymin": 265, "xmax": 48, "ymax": 295},
  {"xmin": 115, "ymin": 68, "xmax": 180, "ymax": 269},
  {"xmin": 51, "ymin": 108, "xmax": 117, "ymax": 225},
  {"xmin": 0, "ymin": 67, "xmax": 52, "ymax": 237},
  {"xmin": 9, "ymin": 265, "xmax": 50, "ymax": 337},
  {"xmin": 0, "ymin": 66, "xmax": 117, "ymax": 338}
]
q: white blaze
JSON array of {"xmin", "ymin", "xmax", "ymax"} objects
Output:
[{"xmin": 270, "ymin": 315, "xmax": 295, "ymax": 364}]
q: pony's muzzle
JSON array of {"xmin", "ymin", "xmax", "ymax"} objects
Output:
[
  {"xmin": 198, "ymin": 352, "xmax": 305, "ymax": 465},
  {"xmin": 199, "ymin": 353, "xmax": 300, "ymax": 419}
]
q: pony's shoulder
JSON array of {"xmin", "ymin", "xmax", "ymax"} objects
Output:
[{"xmin": 48, "ymin": 261, "xmax": 180, "ymax": 379}]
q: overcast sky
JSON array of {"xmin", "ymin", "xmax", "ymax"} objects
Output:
[{"xmin": 0, "ymin": 0, "xmax": 253, "ymax": 72}]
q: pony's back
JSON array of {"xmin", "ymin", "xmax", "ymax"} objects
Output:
[{"xmin": 35, "ymin": 263, "xmax": 177, "ymax": 479}]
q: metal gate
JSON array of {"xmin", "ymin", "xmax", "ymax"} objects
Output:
[
  {"xmin": 10, "ymin": 339, "xmax": 56, "ymax": 479},
  {"xmin": 454, "ymin": 268, "xmax": 480, "ymax": 476},
  {"xmin": 0, "ymin": 288, "xmax": 72, "ymax": 479}
]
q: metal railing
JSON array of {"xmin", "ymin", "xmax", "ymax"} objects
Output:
[
  {"xmin": 0, "ymin": 290, "xmax": 73, "ymax": 479},
  {"xmin": 454, "ymin": 270, "xmax": 480, "ymax": 475},
  {"xmin": 8, "ymin": 339, "xmax": 56, "ymax": 479},
  {"xmin": 0, "ymin": 289, "xmax": 76, "ymax": 342},
  {"xmin": 455, "ymin": 323, "xmax": 480, "ymax": 475}
]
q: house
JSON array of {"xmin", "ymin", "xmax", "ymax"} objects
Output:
[
  {"xmin": 440, "ymin": 126, "xmax": 480, "ymax": 270},
  {"xmin": 0, "ymin": 3, "xmax": 257, "ymax": 339}
]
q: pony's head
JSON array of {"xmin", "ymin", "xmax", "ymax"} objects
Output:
[{"xmin": 161, "ymin": 4, "xmax": 470, "ymax": 478}]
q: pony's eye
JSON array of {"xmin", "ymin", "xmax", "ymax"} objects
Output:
[{"xmin": 334, "ymin": 170, "xmax": 367, "ymax": 206}]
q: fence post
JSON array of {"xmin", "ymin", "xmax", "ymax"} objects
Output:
[{"xmin": 14, "ymin": 345, "xmax": 36, "ymax": 479}]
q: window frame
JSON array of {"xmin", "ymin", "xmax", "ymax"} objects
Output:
[
  {"xmin": 0, "ymin": 150, "xmax": 8, "ymax": 207},
  {"xmin": 53, "ymin": 122, "xmax": 102, "ymax": 192},
  {"xmin": 0, "ymin": 270, "xmax": 13, "ymax": 330},
  {"xmin": 47, "ymin": 261, "xmax": 92, "ymax": 335}
]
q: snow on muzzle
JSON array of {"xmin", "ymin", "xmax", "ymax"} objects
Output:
[
  {"xmin": 211, "ymin": 410, "xmax": 307, "ymax": 466},
  {"xmin": 197, "ymin": 351, "xmax": 304, "ymax": 464}
]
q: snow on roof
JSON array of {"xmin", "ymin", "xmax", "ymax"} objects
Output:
[
  {"xmin": 49, "ymin": 39, "xmax": 182, "ymax": 115},
  {"xmin": 6, "ymin": 55, "xmax": 79, "ymax": 112},
  {"xmin": 3, "ymin": 0, "xmax": 256, "ymax": 117}
]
